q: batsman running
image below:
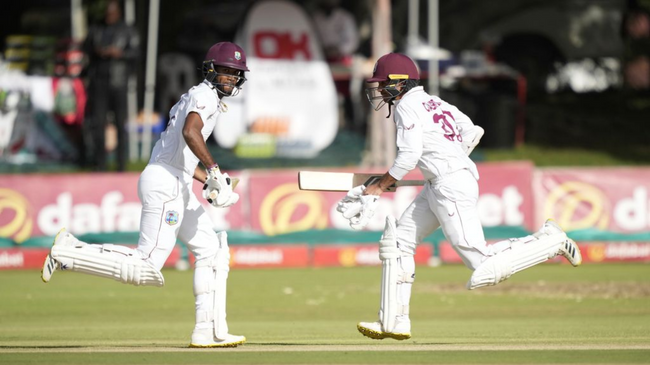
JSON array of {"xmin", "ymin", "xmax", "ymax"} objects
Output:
[
  {"xmin": 41, "ymin": 42, "xmax": 248, "ymax": 348},
  {"xmin": 337, "ymin": 53, "xmax": 582, "ymax": 341}
]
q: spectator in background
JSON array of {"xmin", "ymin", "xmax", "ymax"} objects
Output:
[
  {"xmin": 311, "ymin": 0, "xmax": 364, "ymax": 133},
  {"xmin": 83, "ymin": 0, "xmax": 139, "ymax": 171},
  {"xmin": 622, "ymin": 4, "xmax": 650, "ymax": 90},
  {"xmin": 312, "ymin": 0, "xmax": 359, "ymax": 66}
]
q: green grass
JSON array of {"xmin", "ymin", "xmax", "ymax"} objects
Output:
[
  {"xmin": 481, "ymin": 144, "xmax": 650, "ymax": 166},
  {"xmin": 1, "ymin": 264, "xmax": 649, "ymax": 364},
  {"xmin": 3, "ymin": 142, "xmax": 646, "ymax": 175}
]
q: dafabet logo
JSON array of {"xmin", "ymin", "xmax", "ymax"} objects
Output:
[
  {"xmin": 259, "ymin": 183, "xmax": 328, "ymax": 235},
  {"xmin": 0, "ymin": 188, "xmax": 33, "ymax": 243},
  {"xmin": 545, "ymin": 181, "xmax": 650, "ymax": 232},
  {"xmin": 545, "ymin": 181, "xmax": 610, "ymax": 231}
]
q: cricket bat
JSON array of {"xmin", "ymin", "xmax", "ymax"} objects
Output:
[{"xmin": 298, "ymin": 171, "xmax": 425, "ymax": 192}]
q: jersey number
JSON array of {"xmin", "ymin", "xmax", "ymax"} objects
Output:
[{"xmin": 433, "ymin": 111, "xmax": 462, "ymax": 142}]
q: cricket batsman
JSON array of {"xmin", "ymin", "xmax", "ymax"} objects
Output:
[
  {"xmin": 336, "ymin": 52, "xmax": 583, "ymax": 341},
  {"xmin": 41, "ymin": 42, "xmax": 248, "ymax": 348}
]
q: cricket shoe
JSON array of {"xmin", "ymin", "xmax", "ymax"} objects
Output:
[
  {"xmin": 41, "ymin": 228, "xmax": 78, "ymax": 283},
  {"xmin": 41, "ymin": 254, "xmax": 58, "ymax": 283},
  {"xmin": 357, "ymin": 317, "xmax": 411, "ymax": 340},
  {"xmin": 558, "ymin": 238, "xmax": 582, "ymax": 267},
  {"xmin": 189, "ymin": 328, "xmax": 246, "ymax": 348},
  {"xmin": 538, "ymin": 219, "xmax": 582, "ymax": 267}
]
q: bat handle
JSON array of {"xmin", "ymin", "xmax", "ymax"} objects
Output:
[{"xmin": 364, "ymin": 176, "xmax": 381, "ymax": 187}]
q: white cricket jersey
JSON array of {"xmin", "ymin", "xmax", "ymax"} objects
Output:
[
  {"xmin": 149, "ymin": 80, "xmax": 224, "ymax": 178},
  {"xmin": 388, "ymin": 86, "xmax": 479, "ymax": 182}
]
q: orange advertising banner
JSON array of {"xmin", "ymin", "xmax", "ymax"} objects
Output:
[
  {"xmin": 534, "ymin": 167, "xmax": 650, "ymax": 233},
  {"xmin": 579, "ymin": 242, "xmax": 650, "ymax": 263},
  {"xmin": 312, "ymin": 244, "xmax": 433, "ymax": 267},
  {"xmin": 247, "ymin": 162, "xmax": 536, "ymax": 236},
  {"xmin": 230, "ymin": 245, "xmax": 309, "ymax": 268},
  {"xmin": 0, "ymin": 172, "xmax": 247, "ymax": 244}
]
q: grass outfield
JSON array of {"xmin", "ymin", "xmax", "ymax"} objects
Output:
[{"xmin": 1, "ymin": 263, "xmax": 649, "ymax": 364}]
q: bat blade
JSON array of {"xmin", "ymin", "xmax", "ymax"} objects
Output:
[{"xmin": 298, "ymin": 171, "xmax": 425, "ymax": 192}]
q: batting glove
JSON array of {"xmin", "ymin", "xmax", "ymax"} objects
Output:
[
  {"xmin": 349, "ymin": 194, "xmax": 379, "ymax": 230},
  {"xmin": 203, "ymin": 167, "xmax": 240, "ymax": 208},
  {"xmin": 336, "ymin": 185, "xmax": 366, "ymax": 219}
]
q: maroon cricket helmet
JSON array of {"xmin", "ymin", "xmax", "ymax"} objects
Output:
[
  {"xmin": 367, "ymin": 53, "xmax": 419, "ymax": 82},
  {"xmin": 204, "ymin": 42, "xmax": 249, "ymax": 72}
]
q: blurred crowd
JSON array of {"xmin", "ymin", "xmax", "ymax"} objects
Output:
[
  {"xmin": 0, "ymin": 0, "xmax": 648, "ymax": 170},
  {"xmin": 0, "ymin": 0, "xmax": 138, "ymax": 171},
  {"xmin": 623, "ymin": 0, "xmax": 650, "ymax": 91}
]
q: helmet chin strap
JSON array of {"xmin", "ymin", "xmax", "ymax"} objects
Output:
[
  {"xmin": 383, "ymin": 79, "xmax": 407, "ymax": 118},
  {"xmin": 385, "ymin": 102, "xmax": 393, "ymax": 119},
  {"xmin": 382, "ymin": 79, "xmax": 420, "ymax": 118}
]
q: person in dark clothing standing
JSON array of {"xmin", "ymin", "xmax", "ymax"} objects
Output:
[{"xmin": 83, "ymin": 0, "xmax": 139, "ymax": 171}]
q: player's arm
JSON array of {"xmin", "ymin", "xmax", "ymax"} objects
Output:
[
  {"xmin": 453, "ymin": 106, "xmax": 483, "ymax": 155},
  {"xmin": 366, "ymin": 108, "xmax": 422, "ymax": 196},
  {"xmin": 193, "ymin": 165, "xmax": 208, "ymax": 183},
  {"xmin": 182, "ymin": 112, "xmax": 215, "ymax": 183},
  {"xmin": 461, "ymin": 125, "xmax": 484, "ymax": 156},
  {"xmin": 364, "ymin": 172, "xmax": 398, "ymax": 196}
]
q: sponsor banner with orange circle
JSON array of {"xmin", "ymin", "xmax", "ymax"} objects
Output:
[
  {"xmin": 0, "ymin": 162, "xmax": 534, "ymax": 244},
  {"xmin": 0, "ymin": 173, "xmax": 247, "ymax": 243},
  {"xmin": 0, "ymin": 173, "xmax": 141, "ymax": 242},
  {"xmin": 0, "ymin": 246, "xmax": 182, "ymax": 270},
  {"xmin": 312, "ymin": 244, "xmax": 433, "ymax": 267},
  {"xmin": 535, "ymin": 168, "xmax": 650, "ymax": 233},
  {"xmin": 248, "ymin": 162, "xmax": 535, "ymax": 236}
]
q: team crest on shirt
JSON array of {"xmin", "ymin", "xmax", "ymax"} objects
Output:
[
  {"xmin": 234, "ymin": 51, "xmax": 241, "ymax": 60},
  {"xmin": 165, "ymin": 210, "xmax": 179, "ymax": 226}
]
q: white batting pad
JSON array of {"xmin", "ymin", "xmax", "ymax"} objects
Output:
[
  {"xmin": 380, "ymin": 253, "xmax": 399, "ymax": 332},
  {"xmin": 378, "ymin": 216, "xmax": 414, "ymax": 333},
  {"xmin": 51, "ymin": 243, "xmax": 164, "ymax": 287},
  {"xmin": 467, "ymin": 229, "xmax": 567, "ymax": 290},
  {"xmin": 194, "ymin": 231, "xmax": 231, "ymax": 340}
]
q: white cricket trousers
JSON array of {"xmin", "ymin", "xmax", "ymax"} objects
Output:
[
  {"xmin": 136, "ymin": 163, "xmax": 219, "ymax": 270},
  {"xmin": 396, "ymin": 168, "xmax": 500, "ymax": 270}
]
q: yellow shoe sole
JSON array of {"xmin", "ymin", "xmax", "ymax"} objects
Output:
[
  {"xmin": 189, "ymin": 338, "xmax": 246, "ymax": 348},
  {"xmin": 357, "ymin": 323, "xmax": 411, "ymax": 340}
]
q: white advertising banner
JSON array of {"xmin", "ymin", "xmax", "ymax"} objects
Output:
[{"xmin": 214, "ymin": 0, "xmax": 338, "ymax": 158}]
